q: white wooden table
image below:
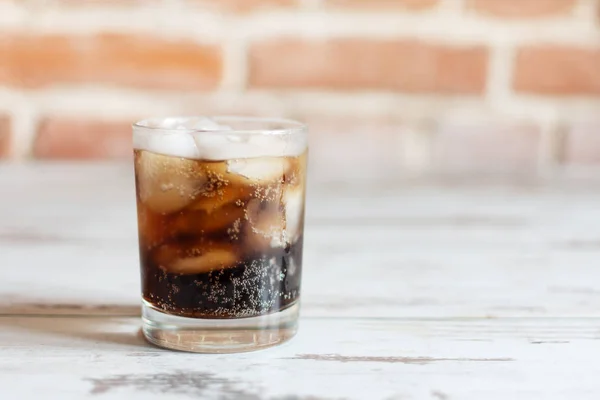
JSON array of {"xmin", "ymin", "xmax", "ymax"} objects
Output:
[{"xmin": 2, "ymin": 163, "xmax": 600, "ymax": 399}]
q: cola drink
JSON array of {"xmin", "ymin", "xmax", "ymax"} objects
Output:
[{"xmin": 133, "ymin": 118, "xmax": 307, "ymax": 322}]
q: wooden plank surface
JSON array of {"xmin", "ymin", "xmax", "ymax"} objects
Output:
[
  {"xmin": 1, "ymin": 164, "xmax": 600, "ymax": 318},
  {"xmin": 2, "ymin": 316, "xmax": 600, "ymax": 400},
  {"xmin": 2, "ymin": 163, "xmax": 600, "ymax": 399}
]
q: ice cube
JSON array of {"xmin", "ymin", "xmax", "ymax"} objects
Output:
[
  {"xmin": 246, "ymin": 199, "xmax": 284, "ymax": 231},
  {"xmin": 244, "ymin": 198, "xmax": 287, "ymax": 250},
  {"xmin": 283, "ymin": 186, "xmax": 304, "ymax": 241},
  {"xmin": 156, "ymin": 116, "xmax": 229, "ymax": 131},
  {"xmin": 136, "ymin": 151, "xmax": 207, "ymax": 214},
  {"xmin": 133, "ymin": 117, "xmax": 233, "ymax": 159},
  {"xmin": 193, "ymin": 131, "xmax": 306, "ymax": 161},
  {"xmin": 188, "ymin": 117, "xmax": 230, "ymax": 131},
  {"xmin": 134, "ymin": 131, "xmax": 200, "ymax": 159},
  {"xmin": 170, "ymin": 249, "xmax": 238, "ymax": 274},
  {"xmin": 191, "ymin": 183, "xmax": 247, "ymax": 213},
  {"xmin": 185, "ymin": 160, "xmax": 251, "ymax": 212},
  {"xmin": 154, "ymin": 243, "xmax": 238, "ymax": 274},
  {"xmin": 135, "ymin": 117, "xmax": 307, "ymax": 160},
  {"xmin": 171, "ymin": 204, "xmax": 244, "ymax": 235},
  {"xmin": 193, "ymin": 134, "xmax": 273, "ymax": 160},
  {"xmin": 193, "ymin": 134, "xmax": 237, "ymax": 160},
  {"xmin": 227, "ymin": 157, "xmax": 289, "ymax": 184}
]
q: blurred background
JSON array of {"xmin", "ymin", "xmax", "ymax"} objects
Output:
[{"xmin": 0, "ymin": 0, "xmax": 598, "ymax": 181}]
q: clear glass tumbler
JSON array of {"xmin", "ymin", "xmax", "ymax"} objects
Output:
[{"xmin": 132, "ymin": 116, "xmax": 308, "ymax": 353}]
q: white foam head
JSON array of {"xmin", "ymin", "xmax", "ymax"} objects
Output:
[{"xmin": 133, "ymin": 117, "xmax": 307, "ymax": 160}]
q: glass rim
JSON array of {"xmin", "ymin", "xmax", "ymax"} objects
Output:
[{"xmin": 133, "ymin": 116, "xmax": 307, "ymax": 136}]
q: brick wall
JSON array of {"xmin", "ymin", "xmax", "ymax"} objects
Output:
[{"xmin": 0, "ymin": 0, "xmax": 599, "ymax": 177}]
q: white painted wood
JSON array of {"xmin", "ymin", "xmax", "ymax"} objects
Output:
[
  {"xmin": 2, "ymin": 163, "xmax": 600, "ymax": 398},
  {"xmin": 2, "ymin": 164, "xmax": 600, "ymax": 318},
  {"xmin": 1, "ymin": 316, "xmax": 599, "ymax": 400}
]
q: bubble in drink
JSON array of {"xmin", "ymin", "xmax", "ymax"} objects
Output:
[{"xmin": 134, "ymin": 129, "xmax": 307, "ymax": 318}]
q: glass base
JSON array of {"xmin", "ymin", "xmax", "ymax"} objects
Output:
[{"xmin": 141, "ymin": 300, "xmax": 300, "ymax": 353}]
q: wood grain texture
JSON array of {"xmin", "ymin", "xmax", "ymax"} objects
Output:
[
  {"xmin": 2, "ymin": 164, "xmax": 600, "ymax": 318},
  {"xmin": 2, "ymin": 316, "xmax": 599, "ymax": 399},
  {"xmin": 2, "ymin": 163, "xmax": 600, "ymax": 398}
]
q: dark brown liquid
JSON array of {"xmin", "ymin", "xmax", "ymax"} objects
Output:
[
  {"xmin": 134, "ymin": 150, "xmax": 306, "ymax": 319},
  {"xmin": 140, "ymin": 237, "xmax": 303, "ymax": 318}
]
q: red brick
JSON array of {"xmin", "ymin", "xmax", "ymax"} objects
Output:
[
  {"xmin": 186, "ymin": 0, "xmax": 297, "ymax": 12},
  {"xmin": 0, "ymin": 34, "xmax": 222, "ymax": 90},
  {"xmin": 433, "ymin": 122, "xmax": 540, "ymax": 172},
  {"xmin": 34, "ymin": 119, "xmax": 133, "ymax": 160},
  {"xmin": 0, "ymin": 116, "xmax": 10, "ymax": 158},
  {"xmin": 565, "ymin": 122, "xmax": 600, "ymax": 165},
  {"xmin": 42, "ymin": 0, "xmax": 162, "ymax": 5},
  {"xmin": 323, "ymin": 0, "xmax": 439, "ymax": 10},
  {"xmin": 514, "ymin": 47, "xmax": 600, "ymax": 95},
  {"xmin": 49, "ymin": 0, "xmax": 297, "ymax": 11},
  {"xmin": 249, "ymin": 39, "xmax": 488, "ymax": 94},
  {"xmin": 298, "ymin": 115, "xmax": 406, "ymax": 181},
  {"xmin": 466, "ymin": 0, "xmax": 577, "ymax": 18}
]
